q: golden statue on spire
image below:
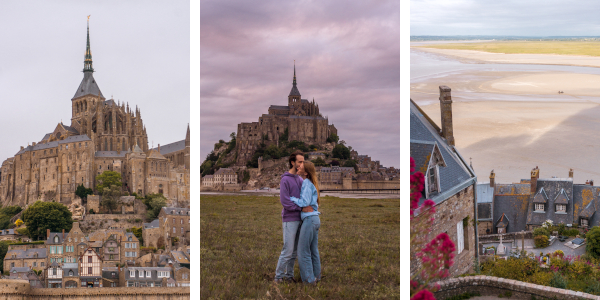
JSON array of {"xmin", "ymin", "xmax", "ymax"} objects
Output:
[{"xmin": 88, "ymin": 15, "xmax": 91, "ymax": 20}]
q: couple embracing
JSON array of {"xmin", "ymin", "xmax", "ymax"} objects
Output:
[{"xmin": 274, "ymin": 151, "xmax": 321, "ymax": 285}]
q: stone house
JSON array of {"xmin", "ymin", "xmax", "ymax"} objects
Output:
[
  {"xmin": 4, "ymin": 248, "xmax": 47, "ymax": 272},
  {"xmin": 307, "ymin": 152, "xmax": 325, "ymax": 161},
  {"xmin": 45, "ymin": 262, "xmax": 63, "ymax": 288},
  {"xmin": 155, "ymin": 207, "xmax": 190, "ymax": 250},
  {"xmin": 0, "ymin": 229, "xmax": 17, "ymax": 241},
  {"xmin": 142, "ymin": 219, "xmax": 160, "ymax": 248},
  {"xmin": 62, "ymin": 262, "xmax": 80, "ymax": 288},
  {"xmin": 87, "ymin": 229, "xmax": 140, "ymax": 265},
  {"xmin": 479, "ymin": 168, "xmax": 600, "ymax": 234},
  {"xmin": 102, "ymin": 235, "xmax": 120, "ymax": 267},
  {"xmin": 79, "ymin": 247, "xmax": 102, "ymax": 287},
  {"xmin": 170, "ymin": 251, "xmax": 190, "ymax": 269},
  {"xmin": 410, "ymin": 87, "xmax": 478, "ymax": 277},
  {"xmin": 102, "ymin": 267, "xmax": 120, "ymax": 287},
  {"xmin": 120, "ymin": 266, "xmax": 172, "ymax": 287},
  {"xmin": 173, "ymin": 265, "xmax": 190, "ymax": 287},
  {"xmin": 63, "ymin": 222, "xmax": 87, "ymax": 263},
  {"xmin": 7, "ymin": 267, "xmax": 43, "ymax": 288},
  {"xmin": 46, "ymin": 229, "xmax": 72, "ymax": 264}
]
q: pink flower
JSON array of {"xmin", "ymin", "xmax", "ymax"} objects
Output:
[{"xmin": 411, "ymin": 290, "xmax": 436, "ymax": 300}]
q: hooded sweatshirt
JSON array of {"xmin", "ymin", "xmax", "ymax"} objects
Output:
[{"xmin": 279, "ymin": 171, "xmax": 304, "ymax": 222}]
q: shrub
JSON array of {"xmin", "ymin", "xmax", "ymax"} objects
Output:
[
  {"xmin": 135, "ymin": 219, "xmax": 141, "ymax": 223},
  {"xmin": 567, "ymin": 260, "xmax": 592, "ymax": 277},
  {"xmin": 587, "ymin": 226, "xmax": 600, "ymax": 258},
  {"xmin": 563, "ymin": 228, "xmax": 580, "ymax": 236},
  {"xmin": 533, "ymin": 227, "xmax": 550, "ymax": 237},
  {"xmin": 90, "ymin": 222, "xmax": 95, "ymax": 226},
  {"xmin": 586, "ymin": 281, "xmax": 600, "ymax": 296},
  {"xmin": 529, "ymin": 271, "xmax": 553, "ymax": 286},
  {"xmin": 534, "ymin": 235, "xmax": 549, "ymax": 248},
  {"xmin": 89, "ymin": 209, "xmax": 95, "ymax": 214},
  {"xmin": 114, "ymin": 218, "xmax": 119, "ymax": 222},
  {"xmin": 553, "ymin": 250, "xmax": 564, "ymax": 257},
  {"xmin": 444, "ymin": 291, "xmax": 481, "ymax": 300},
  {"xmin": 481, "ymin": 256, "xmax": 540, "ymax": 282},
  {"xmin": 14, "ymin": 219, "xmax": 23, "ymax": 227},
  {"xmin": 549, "ymin": 273, "xmax": 567, "ymax": 289}
]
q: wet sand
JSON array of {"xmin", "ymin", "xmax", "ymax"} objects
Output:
[
  {"xmin": 411, "ymin": 47, "xmax": 600, "ymax": 183},
  {"xmin": 416, "ymin": 47, "xmax": 600, "ymax": 68}
]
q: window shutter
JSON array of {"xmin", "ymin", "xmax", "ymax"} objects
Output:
[{"xmin": 457, "ymin": 221, "xmax": 464, "ymax": 254}]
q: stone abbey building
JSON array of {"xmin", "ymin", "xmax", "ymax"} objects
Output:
[
  {"xmin": 0, "ymin": 22, "xmax": 190, "ymax": 207},
  {"xmin": 235, "ymin": 65, "xmax": 338, "ymax": 165}
]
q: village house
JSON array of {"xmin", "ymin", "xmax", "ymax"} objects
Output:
[
  {"xmin": 120, "ymin": 266, "xmax": 172, "ymax": 287},
  {"xmin": 79, "ymin": 247, "xmax": 102, "ymax": 287},
  {"xmin": 102, "ymin": 267, "xmax": 120, "ymax": 287},
  {"xmin": 4, "ymin": 248, "xmax": 47, "ymax": 272},
  {"xmin": 45, "ymin": 262, "xmax": 63, "ymax": 288},
  {"xmin": 410, "ymin": 87, "xmax": 478, "ymax": 277},
  {"xmin": 62, "ymin": 262, "xmax": 80, "ymax": 288},
  {"xmin": 7, "ymin": 267, "xmax": 43, "ymax": 288}
]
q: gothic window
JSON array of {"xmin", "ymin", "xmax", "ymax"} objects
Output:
[
  {"xmin": 104, "ymin": 139, "xmax": 107, "ymax": 151},
  {"xmin": 110, "ymin": 139, "xmax": 113, "ymax": 151},
  {"xmin": 122, "ymin": 139, "xmax": 126, "ymax": 151}
]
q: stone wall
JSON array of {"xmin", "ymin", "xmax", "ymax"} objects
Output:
[
  {"xmin": 87, "ymin": 195, "xmax": 100, "ymax": 213},
  {"xmin": 434, "ymin": 275, "xmax": 596, "ymax": 300},
  {"xmin": 0, "ymin": 279, "xmax": 189, "ymax": 299},
  {"xmin": 143, "ymin": 227, "xmax": 161, "ymax": 248},
  {"xmin": 85, "ymin": 214, "xmax": 145, "ymax": 221},
  {"xmin": 411, "ymin": 185, "xmax": 476, "ymax": 277},
  {"xmin": 352, "ymin": 179, "xmax": 400, "ymax": 189}
]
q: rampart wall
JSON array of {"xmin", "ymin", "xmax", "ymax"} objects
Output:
[
  {"xmin": 435, "ymin": 275, "xmax": 595, "ymax": 300},
  {"xmin": 0, "ymin": 280, "xmax": 190, "ymax": 300}
]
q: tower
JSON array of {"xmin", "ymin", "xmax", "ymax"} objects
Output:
[{"xmin": 288, "ymin": 62, "xmax": 301, "ymax": 106}]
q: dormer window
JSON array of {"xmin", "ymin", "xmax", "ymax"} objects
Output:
[
  {"xmin": 582, "ymin": 218, "xmax": 589, "ymax": 227},
  {"xmin": 556, "ymin": 204, "xmax": 567, "ymax": 213},
  {"xmin": 54, "ymin": 236, "xmax": 59, "ymax": 243},
  {"xmin": 428, "ymin": 166, "xmax": 438, "ymax": 194},
  {"xmin": 535, "ymin": 203, "xmax": 545, "ymax": 212},
  {"xmin": 69, "ymin": 270, "xmax": 73, "ymax": 276}
]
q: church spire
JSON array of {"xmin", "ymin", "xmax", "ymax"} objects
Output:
[
  {"xmin": 83, "ymin": 15, "xmax": 94, "ymax": 73},
  {"xmin": 293, "ymin": 60, "xmax": 297, "ymax": 87}
]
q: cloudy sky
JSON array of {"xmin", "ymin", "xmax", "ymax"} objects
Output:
[
  {"xmin": 412, "ymin": 0, "xmax": 600, "ymax": 36},
  {"xmin": 0, "ymin": 1, "xmax": 189, "ymax": 161},
  {"xmin": 201, "ymin": 0, "xmax": 399, "ymax": 168}
]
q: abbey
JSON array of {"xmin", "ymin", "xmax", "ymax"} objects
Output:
[
  {"xmin": 235, "ymin": 65, "xmax": 338, "ymax": 165},
  {"xmin": 0, "ymin": 22, "xmax": 190, "ymax": 207}
]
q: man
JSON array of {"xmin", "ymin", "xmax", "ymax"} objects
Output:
[{"xmin": 274, "ymin": 151, "xmax": 314, "ymax": 283}]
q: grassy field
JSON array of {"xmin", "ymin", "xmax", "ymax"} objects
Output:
[
  {"xmin": 417, "ymin": 41, "xmax": 600, "ymax": 56},
  {"xmin": 200, "ymin": 194, "xmax": 399, "ymax": 299}
]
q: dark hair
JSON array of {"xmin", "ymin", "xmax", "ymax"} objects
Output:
[{"xmin": 289, "ymin": 151, "xmax": 304, "ymax": 169}]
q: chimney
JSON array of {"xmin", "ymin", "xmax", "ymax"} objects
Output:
[
  {"xmin": 158, "ymin": 144, "xmax": 161, "ymax": 153},
  {"xmin": 62, "ymin": 229, "xmax": 65, "ymax": 240},
  {"xmin": 47, "ymin": 229, "xmax": 50, "ymax": 239},
  {"xmin": 489, "ymin": 170, "xmax": 496, "ymax": 188},
  {"xmin": 439, "ymin": 85, "xmax": 455, "ymax": 146},
  {"xmin": 569, "ymin": 169, "xmax": 574, "ymax": 178},
  {"xmin": 531, "ymin": 167, "xmax": 539, "ymax": 194},
  {"xmin": 591, "ymin": 180, "xmax": 594, "ymax": 186}
]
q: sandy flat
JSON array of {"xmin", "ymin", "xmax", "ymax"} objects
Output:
[
  {"xmin": 415, "ymin": 47, "xmax": 600, "ymax": 68},
  {"xmin": 418, "ymin": 100, "xmax": 600, "ymax": 184}
]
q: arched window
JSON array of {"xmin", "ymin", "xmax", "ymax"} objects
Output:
[
  {"xmin": 122, "ymin": 139, "xmax": 126, "ymax": 151},
  {"xmin": 54, "ymin": 236, "xmax": 59, "ymax": 243}
]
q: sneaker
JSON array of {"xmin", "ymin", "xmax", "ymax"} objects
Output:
[
  {"xmin": 273, "ymin": 278, "xmax": 284, "ymax": 284},
  {"xmin": 285, "ymin": 278, "xmax": 297, "ymax": 283}
]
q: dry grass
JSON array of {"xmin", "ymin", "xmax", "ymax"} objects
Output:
[
  {"xmin": 417, "ymin": 41, "xmax": 600, "ymax": 56},
  {"xmin": 200, "ymin": 194, "xmax": 399, "ymax": 299}
]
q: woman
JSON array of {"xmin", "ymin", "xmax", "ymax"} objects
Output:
[{"xmin": 289, "ymin": 161, "xmax": 321, "ymax": 284}]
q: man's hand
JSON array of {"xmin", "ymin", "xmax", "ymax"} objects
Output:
[{"xmin": 302, "ymin": 206, "xmax": 314, "ymax": 212}]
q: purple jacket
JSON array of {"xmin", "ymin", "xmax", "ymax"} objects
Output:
[{"xmin": 280, "ymin": 172, "xmax": 304, "ymax": 222}]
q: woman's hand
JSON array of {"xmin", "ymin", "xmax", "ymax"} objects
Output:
[{"xmin": 302, "ymin": 206, "xmax": 314, "ymax": 212}]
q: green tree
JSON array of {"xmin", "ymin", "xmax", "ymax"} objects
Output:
[
  {"xmin": 201, "ymin": 160, "xmax": 214, "ymax": 176},
  {"xmin": 312, "ymin": 157, "xmax": 329, "ymax": 167},
  {"xmin": 264, "ymin": 145, "xmax": 281, "ymax": 159},
  {"xmin": 22, "ymin": 201, "xmax": 73, "ymax": 240},
  {"xmin": 143, "ymin": 194, "xmax": 168, "ymax": 221},
  {"xmin": 95, "ymin": 171, "xmax": 122, "ymax": 192},
  {"xmin": 230, "ymin": 132, "xmax": 236, "ymax": 140},
  {"xmin": 343, "ymin": 159, "xmax": 359, "ymax": 172},
  {"xmin": 0, "ymin": 241, "xmax": 9, "ymax": 273},
  {"xmin": 279, "ymin": 127, "xmax": 289, "ymax": 142},
  {"xmin": 131, "ymin": 226, "xmax": 144, "ymax": 245},
  {"xmin": 331, "ymin": 160, "xmax": 340, "ymax": 166},
  {"xmin": 101, "ymin": 185, "xmax": 123, "ymax": 214},
  {"xmin": 332, "ymin": 144, "xmax": 351, "ymax": 160},
  {"xmin": 75, "ymin": 184, "xmax": 94, "ymax": 200},
  {"xmin": 587, "ymin": 226, "xmax": 600, "ymax": 258},
  {"xmin": 326, "ymin": 133, "xmax": 339, "ymax": 143}
]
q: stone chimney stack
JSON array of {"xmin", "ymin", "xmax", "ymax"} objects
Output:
[
  {"xmin": 490, "ymin": 170, "xmax": 496, "ymax": 188},
  {"xmin": 569, "ymin": 169, "xmax": 574, "ymax": 178},
  {"xmin": 62, "ymin": 229, "xmax": 65, "ymax": 239},
  {"xmin": 47, "ymin": 229, "xmax": 50, "ymax": 239},
  {"xmin": 439, "ymin": 85, "xmax": 455, "ymax": 146},
  {"xmin": 531, "ymin": 167, "xmax": 539, "ymax": 194}
]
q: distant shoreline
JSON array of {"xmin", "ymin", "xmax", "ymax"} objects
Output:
[{"xmin": 200, "ymin": 191, "xmax": 399, "ymax": 200}]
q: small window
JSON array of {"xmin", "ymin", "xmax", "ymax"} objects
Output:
[
  {"xmin": 88, "ymin": 256, "xmax": 92, "ymax": 263},
  {"xmin": 556, "ymin": 204, "xmax": 567, "ymax": 212},
  {"xmin": 88, "ymin": 267, "xmax": 92, "ymax": 275},
  {"xmin": 535, "ymin": 203, "xmax": 545, "ymax": 212},
  {"xmin": 582, "ymin": 218, "xmax": 589, "ymax": 227}
]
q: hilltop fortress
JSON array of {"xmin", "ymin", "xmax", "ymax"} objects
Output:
[
  {"xmin": 235, "ymin": 65, "xmax": 338, "ymax": 165},
  {"xmin": 0, "ymin": 22, "xmax": 190, "ymax": 207}
]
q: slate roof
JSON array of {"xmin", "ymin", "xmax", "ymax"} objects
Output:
[
  {"xmin": 10, "ymin": 267, "xmax": 31, "ymax": 273},
  {"xmin": 572, "ymin": 185, "xmax": 600, "ymax": 227},
  {"xmin": 147, "ymin": 149, "xmax": 166, "ymax": 160},
  {"xmin": 62, "ymin": 125, "xmax": 79, "ymax": 134},
  {"xmin": 289, "ymin": 115, "xmax": 326, "ymax": 120},
  {"xmin": 492, "ymin": 184, "xmax": 530, "ymax": 233},
  {"xmin": 16, "ymin": 135, "xmax": 92, "ymax": 154},
  {"xmin": 95, "ymin": 150, "xmax": 130, "ymax": 158},
  {"xmin": 289, "ymin": 85, "xmax": 301, "ymax": 96},
  {"xmin": 410, "ymin": 141, "xmax": 435, "ymax": 175},
  {"xmin": 410, "ymin": 100, "xmax": 475, "ymax": 204},
  {"xmin": 125, "ymin": 267, "xmax": 172, "ymax": 281},
  {"xmin": 527, "ymin": 179, "xmax": 574, "ymax": 226},
  {"xmin": 104, "ymin": 99, "xmax": 116, "ymax": 106},
  {"xmin": 46, "ymin": 232, "xmax": 69, "ymax": 245},
  {"xmin": 161, "ymin": 207, "xmax": 190, "ymax": 216},
  {"xmin": 143, "ymin": 219, "xmax": 159, "ymax": 229},
  {"xmin": 5, "ymin": 248, "xmax": 47, "ymax": 260},
  {"xmin": 496, "ymin": 213, "xmax": 509, "ymax": 228},
  {"xmin": 0, "ymin": 229, "xmax": 15, "ymax": 235},
  {"xmin": 269, "ymin": 105, "xmax": 289, "ymax": 110},
  {"xmin": 73, "ymin": 72, "xmax": 104, "ymax": 99},
  {"xmin": 533, "ymin": 188, "xmax": 548, "ymax": 203},
  {"xmin": 301, "ymin": 99, "xmax": 309, "ymax": 103},
  {"xmin": 170, "ymin": 251, "xmax": 189, "ymax": 264},
  {"xmin": 150, "ymin": 140, "xmax": 185, "ymax": 155},
  {"xmin": 555, "ymin": 189, "xmax": 570, "ymax": 204}
]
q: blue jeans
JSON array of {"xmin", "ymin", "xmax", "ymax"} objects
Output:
[
  {"xmin": 274, "ymin": 221, "xmax": 301, "ymax": 280},
  {"xmin": 297, "ymin": 215, "xmax": 321, "ymax": 283}
]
